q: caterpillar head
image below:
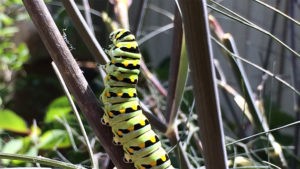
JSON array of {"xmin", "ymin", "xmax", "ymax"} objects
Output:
[{"xmin": 109, "ymin": 29, "xmax": 135, "ymax": 45}]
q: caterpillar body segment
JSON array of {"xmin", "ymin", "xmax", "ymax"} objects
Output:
[
  {"xmin": 134, "ymin": 147, "xmax": 173, "ymax": 169},
  {"xmin": 108, "ymin": 44, "xmax": 142, "ymax": 60},
  {"xmin": 101, "ymin": 29, "xmax": 173, "ymax": 169},
  {"xmin": 105, "ymin": 72, "xmax": 138, "ymax": 87},
  {"xmin": 102, "ymin": 101, "xmax": 141, "ymax": 126},
  {"xmin": 111, "ymin": 113, "xmax": 151, "ymax": 144},
  {"xmin": 105, "ymin": 58, "xmax": 141, "ymax": 74},
  {"xmin": 109, "ymin": 29, "xmax": 136, "ymax": 44},
  {"xmin": 101, "ymin": 87, "xmax": 138, "ymax": 104},
  {"xmin": 123, "ymin": 130, "xmax": 162, "ymax": 163}
]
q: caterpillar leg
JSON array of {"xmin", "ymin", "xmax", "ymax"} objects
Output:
[{"xmin": 101, "ymin": 113, "xmax": 110, "ymax": 126}]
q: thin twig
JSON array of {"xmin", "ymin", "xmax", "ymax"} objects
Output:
[
  {"xmin": 138, "ymin": 23, "xmax": 174, "ymax": 45},
  {"xmin": 147, "ymin": 4, "xmax": 174, "ymax": 20},
  {"xmin": 0, "ymin": 153, "xmax": 85, "ymax": 169},
  {"xmin": 166, "ymin": 8, "xmax": 183, "ymax": 124},
  {"xmin": 262, "ymin": 0, "xmax": 280, "ymax": 69},
  {"xmin": 211, "ymin": 37, "xmax": 300, "ymax": 96},
  {"xmin": 207, "ymin": 2, "xmax": 300, "ymax": 60},
  {"xmin": 133, "ymin": 0, "xmax": 148, "ymax": 37},
  {"xmin": 81, "ymin": 0, "xmax": 94, "ymax": 33},
  {"xmin": 251, "ymin": 0, "xmax": 300, "ymax": 27},
  {"xmin": 227, "ymin": 120, "xmax": 300, "ymax": 146},
  {"xmin": 52, "ymin": 62, "xmax": 97, "ymax": 169}
]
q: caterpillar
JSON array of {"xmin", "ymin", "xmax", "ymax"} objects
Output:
[{"xmin": 101, "ymin": 29, "xmax": 174, "ymax": 169}]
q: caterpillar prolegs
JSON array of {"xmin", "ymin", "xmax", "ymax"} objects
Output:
[{"xmin": 101, "ymin": 29, "xmax": 174, "ymax": 169}]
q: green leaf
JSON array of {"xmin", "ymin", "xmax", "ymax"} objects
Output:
[
  {"xmin": 0, "ymin": 14, "xmax": 13, "ymax": 25},
  {"xmin": 1, "ymin": 139, "xmax": 23, "ymax": 165},
  {"xmin": 0, "ymin": 26, "xmax": 18, "ymax": 36},
  {"xmin": 44, "ymin": 96, "xmax": 72, "ymax": 123},
  {"xmin": 38, "ymin": 129, "xmax": 71, "ymax": 149},
  {"xmin": 0, "ymin": 109, "xmax": 28, "ymax": 133}
]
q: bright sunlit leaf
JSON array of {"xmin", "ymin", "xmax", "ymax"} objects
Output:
[
  {"xmin": 44, "ymin": 96, "xmax": 72, "ymax": 123},
  {"xmin": 0, "ymin": 109, "xmax": 28, "ymax": 133}
]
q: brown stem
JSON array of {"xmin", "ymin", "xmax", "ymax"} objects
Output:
[
  {"xmin": 21, "ymin": 0, "xmax": 133, "ymax": 168},
  {"xmin": 178, "ymin": 0, "xmax": 228, "ymax": 168}
]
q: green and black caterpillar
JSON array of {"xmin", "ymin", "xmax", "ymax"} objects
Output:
[{"xmin": 101, "ymin": 29, "xmax": 174, "ymax": 169}]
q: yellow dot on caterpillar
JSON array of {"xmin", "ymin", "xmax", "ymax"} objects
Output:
[
  {"xmin": 151, "ymin": 161, "xmax": 157, "ymax": 167},
  {"xmin": 132, "ymin": 105, "xmax": 137, "ymax": 110},
  {"xmin": 117, "ymin": 93, "xmax": 123, "ymax": 97},
  {"xmin": 109, "ymin": 112, "xmax": 114, "ymax": 117},
  {"xmin": 133, "ymin": 62, "xmax": 137, "ymax": 66},
  {"xmin": 111, "ymin": 60, "xmax": 116, "ymax": 64},
  {"xmin": 140, "ymin": 120, "xmax": 145, "ymax": 126},
  {"xmin": 122, "ymin": 60, "xmax": 129, "ymax": 67},
  {"xmin": 116, "ymin": 43, "xmax": 121, "ymax": 48},
  {"xmin": 128, "ymin": 126, "xmax": 134, "ymax": 131},
  {"xmin": 128, "ymin": 148, "xmax": 134, "ymax": 153},
  {"xmin": 120, "ymin": 109, "xmax": 126, "ymax": 114},
  {"xmin": 128, "ymin": 92, "xmax": 134, "ymax": 97},
  {"xmin": 106, "ymin": 93, "xmax": 111, "ymax": 97},
  {"xmin": 117, "ymin": 131, "xmax": 123, "ymax": 136},
  {"xmin": 130, "ymin": 77, "xmax": 135, "ymax": 83},
  {"xmin": 161, "ymin": 155, "xmax": 167, "ymax": 162},
  {"xmin": 139, "ymin": 143, "xmax": 145, "ymax": 148},
  {"xmin": 150, "ymin": 137, "xmax": 156, "ymax": 143},
  {"xmin": 117, "ymin": 77, "xmax": 123, "ymax": 81},
  {"xmin": 106, "ymin": 75, "xmax": 111, "ymax": 80}
]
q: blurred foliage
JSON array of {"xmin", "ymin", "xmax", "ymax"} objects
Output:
[
  {"xmin": 0, "ymin": 0, "xmax": 29, "ymax": 107},
  {"xmin": 0, "ymin": 0, "xmax": 298, "ymax": 168}
]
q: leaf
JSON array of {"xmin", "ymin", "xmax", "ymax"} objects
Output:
[
  {"xmin": 0, "ymin": 109, "xmax": 28, "ymax": 133},
  {"xmin": 0, "ymin": 26, "xmax": 18, "ymax": 36},
  {"xmin": 1, "ymin": 139, "xmax": 23, "ymax": 165},
  {"xmin": 0, "ymin": 13, "xmax": 13, "ymax": 25},
  {"xmin": 38, "ymin": 129, "xmax": 71, "ymax": 149},
  {"xmin": 44, "ymin": 96, "xmax": 72, "ymax": 123}
]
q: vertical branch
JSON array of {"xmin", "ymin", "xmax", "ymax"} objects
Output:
[
  {"xmin": 21, "ymin": 0, "xmax": 133, "ymax": 168},
  {"xmin": 178, "ymin": 0, "xmax": 228, "ymax": 169}
]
